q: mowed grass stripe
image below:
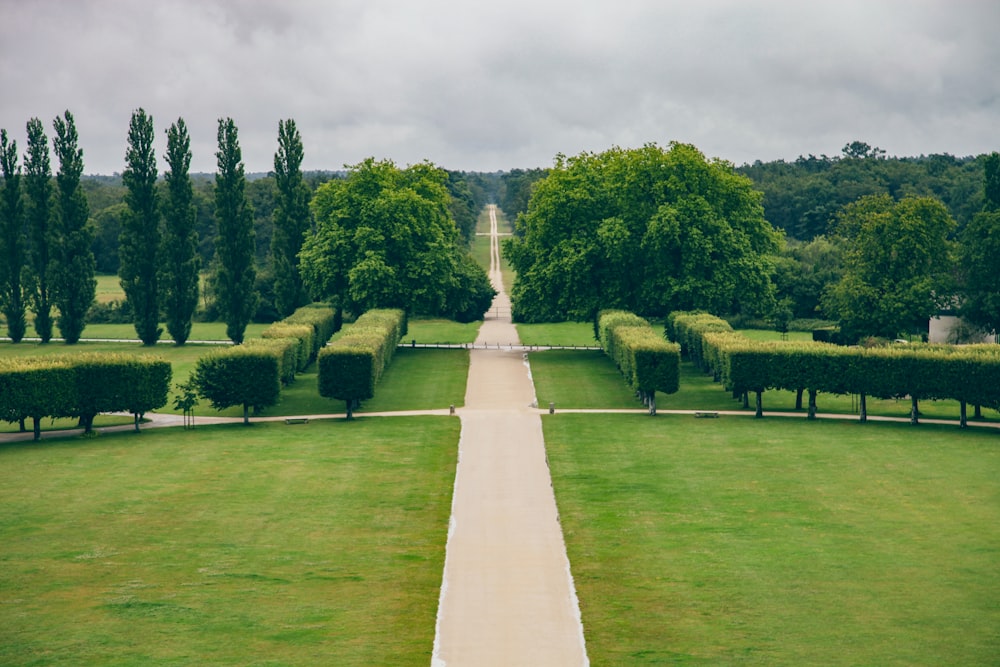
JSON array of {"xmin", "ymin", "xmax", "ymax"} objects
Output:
[
  {"xmin": 0, "ymin": 418, "xmax": 459, "ymax": 665},
  {"xmin": 544, "ymin": 414, "xmax": 1000, "ymax": 666}
]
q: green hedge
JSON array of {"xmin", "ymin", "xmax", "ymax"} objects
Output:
[
  {"xmin": 261, "ymin": 323, "xmax": 314, "ymax": 372},
  {"xmin": 0, "ymin": 354, "xmax": 171, "ymax": 439},
  {"xmin": 598, "ymin": 310, "xmax": 680, "ymax": 414},
  {"xmin": 282, "ymin": 304, "xmax": 339, "ymax": 361},
  {"xmin": 317, "ymin": 308, "xmax": 406, "ymax": 418},
  {"xmin": 193, "ymin": 346, "xmax": 282, "ymax": 424}
]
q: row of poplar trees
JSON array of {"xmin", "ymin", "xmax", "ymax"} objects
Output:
[{"xmin": 0, "ymin": 110, "xmax": 311, "ymax": 346}]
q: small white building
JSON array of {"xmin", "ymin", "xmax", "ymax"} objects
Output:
[{"xmin": 929, "ymin": 310, "xmax": 997, "ymax": 344}]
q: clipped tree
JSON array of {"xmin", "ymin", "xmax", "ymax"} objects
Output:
[
  {"xmin": 23, "ymin": 118, "xmax": 55, "ymax": 343},
  {"xmin": 0, "ymin": 129, "xmax": 28, "ymax": 342},
  {"xmin": 271, "ymin": 118, "xmax": 311, "ymax": 318},
  {"xmin": 160, "ymin": 118, "xmax": 201, "ymax": 345},
  {"xmin": 213, "ymin": 118, "xmax": 257, "ymax": 344},
  {"xmin": 51, "ymin": 110, "xmax": 96, "ymax": 344},
  {"xmin": 120, "ymin": 108, "xmax": 162, "ymax": 345},
  {"xmin": 193, "ymin": 346, "xmax": 281, "ymax": 424}
]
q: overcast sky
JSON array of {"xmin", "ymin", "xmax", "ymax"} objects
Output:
[{"xmin": 1, "ymin": 0, "xmax": 997, "ymax": 175}]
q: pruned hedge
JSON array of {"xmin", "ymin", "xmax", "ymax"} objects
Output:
[
  {"xmin": 281, "ymin": 304, "xmax": 339, "ymax": 361},
  {"xmin": 0, "ymin": 354, "xmax": 171, "ymax": 439},
  {"xmin": 317, "ymin": 308, "xmax": 407, "ymax": 419},
  {"xmin": 670, "ymin": 310, "xmax": 1000, "ymax": 426},
  {"xmin": 193, "ymin": 346, "xmax": 282, "ymax": 424},
  {"xmin": 598, "ymin": 310, "xmax": 680, "ymax": 415}
]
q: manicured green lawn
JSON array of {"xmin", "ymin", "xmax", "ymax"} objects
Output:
[
  {"xmin": 737, "ymin": 328, "xmax": 814, "ymax": 342},
  {"xmin": 9, "ymin": 321, "xmax": 268, "ymax": 342},
  {"xmin": 405, "ymin": 318, "xmax": 482, "ymax": 345},
  {"xmin": 516, "ymin": 321, "xmax": 598, "ymax": 347},
  {"xmin": 0, "ymin": 418, "xmax": 458, "ymax": 666},
  {"xmin": 545, "ymin": 414, "xmax": 1000, "ymax": 666},
  {"xmin": 529, "ymin": 350, "xmax": 643, "ymax": 409}
]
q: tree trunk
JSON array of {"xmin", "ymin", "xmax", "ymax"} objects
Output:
[
  {"xmin": 134, "ymin": 413, "xmax": 141, "ymax": 432},
  {"xmin": 242, "ymin": 403, "xmax": 250, "ymax": 425},
  {"xmin": 648, "ymin": 393, "xmax": 656, "ymax": 416},
  {"xmin": 974, "ymin": 404, "xmax": 983, "ymax": 420},
  {"xmin": 807, "ymin": 389, "xmax": 817, "ymax": 420},
  {"xmin": 742, "ymin": 392, "xmax": 749, "ymax": 409},
  {"xmin": 33, "ymin": 416, "xmax": 41, "ymax": 441},
  {"xmin": 960, "ymin": 401, "xmax": 968, "ymax": 429},
  {"xmin": 346, "ymin": 399, "xmax": 354, "ymax": 421},
  {"xmin": 795, "ymin": 388, "xmax": 804, "ymax": 410},
  {"xmin": 910, "ymin": 396, "xmax": 919, "ymax": 425},
  {"xmin": 755, "ymin": 390, "xmax": 763, "ymax": 418},
  {"xmin": 859, "ymin": 393, "xmax": 867, "ymax": 423},
  {"xmin": 19, "ymin": 417, "xmax": 26, "ymax": 432}
]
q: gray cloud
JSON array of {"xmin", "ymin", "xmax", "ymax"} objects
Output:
[{"xmin": 1, "ymin": 0, "xmax": 997, "ymax": 175}]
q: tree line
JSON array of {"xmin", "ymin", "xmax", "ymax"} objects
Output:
[{"xmin": 0, "ymin": 112, "xmax": 496, "ymax": 345}]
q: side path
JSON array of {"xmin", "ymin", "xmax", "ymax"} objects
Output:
[{"xmin": 432, "ymin": 205, "xmax": 589, "ymax": 665}]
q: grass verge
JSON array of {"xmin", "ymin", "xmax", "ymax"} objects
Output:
[
  {"xmin": 517, "ymin": 321, "xmax": 597, "ymax": 347},
  {"xmin": 0, "ymin": 418, "xmax": 458, "ymax": 666},
  {"xmin": 545, "ymin": 414, "xmax": 1000, "ymax": 665}
]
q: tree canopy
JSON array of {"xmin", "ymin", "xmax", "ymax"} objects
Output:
[
  {"xmin": 300, "ymin": 158, "xmax": 494, "ymax": 321},
  {"xmin": 958, "ymin": 153, "xmax": 1000, "ymax": 336},
  {"xmin": 823, "ymin": 194, "xmax": 956, "ymax": 341},
  {"xmin": 0, "ymin": 129, "xmax": 27, "ymax": 342},
  {"xmin": 504, "ymin": 143, "xmax": 781, "ymax": 322}
]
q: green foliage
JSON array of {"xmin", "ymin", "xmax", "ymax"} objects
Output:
[
  {"xmin": 282, "ymin": 303, "xmax": 339, "ymax": 360},
  {"xmin": 213, "ymin": 118, "xmax": 258, "ymax": 344},
  {"xmin": 120, "ymin": 108, "xmax": 161, "ymax": 345},
  {"xmin": 260, "ymin": 322, "xmax": 314, "ymax": 372},
  {"xmin": 271, "ymin": 119, "xmax": 311, "ymax": 318},
  {"xmin": 24, "ymin": 118, "xmax": 54, "ymax": 343},
  {"xmin": 597, "ymin": 310, "xmax": 680, "ymax": 406},
  {"xmin": 51, "ymin": 110, "xmax": 96, "ymax": 344},
  {"xmin": 246, "ymin": 336, "xmax": 298, "ymax": 385},
  {"xmin": 193, "ymin": 345, "xmax": 281, "ymax": 423},
  {"xmin": 772, "ymin": 235, "xmax": 843, "ymax": 319},
  {"xmin": 160, "ymin": 119, "xmax": 201, "ymax": 345},
  {"xmin": 505, "ymin": 144, "xmax": 780, "ymax": 322},
  {"xmin": 0, "ymin": 128, "xmax": 27, "ymax": 342},
  {"xmin": 824, "ymin": 194, "xmax": 956, "ymax": 341},
  {"xmin": 300, "ymin": 159, "xmax": 494, "ymax": 320},
  {"xmin": 958, "ymin": 153, "xmax": 1000, "ymax": 336},
  {"xmin": 317, "ymin": 308, "xmax": 405, "ymax": 416}
]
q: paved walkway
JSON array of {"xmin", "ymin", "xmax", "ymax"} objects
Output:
[{"xmin": 431, "ymin": 205, "xmax": 589, "ymax": 665}]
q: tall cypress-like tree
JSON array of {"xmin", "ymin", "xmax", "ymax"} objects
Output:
[
  {"xmin": 120, "ymin": 108, "xmax": 162, "ymax": 344},
  {"xmin": 51, "ymin": 110, "xmax": 96, "ymax": 344},
  {"xmin": 214, "ymin": 117, "xmax": 257, "ymax": 344},
  {"xmin": 271, "ymin": 118, "xmax": 311, "ymax": 317},
  {"xmin": 0, "ymin": 129, "xmax": 28, "ymax": 342},
  {"xmin": 958, "ymin": 152, "xmax": 1000, "ymax": 337},
  {"xmin": 23, "ymin": 118, "xmax": 54, "ymax": 343},
  {"xmin": 160, "ymin": 118, "xmax": 200, "ymax": 345}
]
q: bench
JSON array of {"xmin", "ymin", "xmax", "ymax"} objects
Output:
[
  {"xmin": 694, "ymin": 411, "xmax": 719, "ymax": 419},
  {"xmin": 284, "ymin": 417, "xmax": 309, "ymax": 425}
]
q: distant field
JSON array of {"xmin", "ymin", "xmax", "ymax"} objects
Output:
[
  {"xmin": 546, "ymin": 414, "xmax": 1000, "ymax": 665},
  {"xmin": 0, "ymin": 418, "xmax": 458, "ymax": 666}
]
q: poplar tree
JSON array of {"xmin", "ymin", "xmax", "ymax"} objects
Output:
[
  {"xmin": 120, "ymin": 108, "xmax": 162, "ymax": 344},
  {"xmin": 160, "ymin": 118, "xmax": 200, "ymax": 345},
  {"xmin": 51, "ymin": 110, "xmax": 96, "ymax": 344},
  {"xmin": 271, "ymin": 118, "xmax": 311, "ymax": 317},
  {"xmin": 24, "ymin": 118, "xmax": 54, "ymax": 343},
  {"xmin": 214, "ymin": 118, "xmax": 257, "ymax": 344},
  {"xmin": 0, "ymin": 129, "xmax": 28, "ymax": 342}
]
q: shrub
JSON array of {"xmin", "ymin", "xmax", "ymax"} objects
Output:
[{"xmin": 193, "ymin": 346, "xmax": 281, "ymax": 424}]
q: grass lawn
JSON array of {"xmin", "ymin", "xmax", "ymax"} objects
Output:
[
  {"xmin": 529, "ymin": 350, "xmax": 643, "ymax": 410},
  {"xmin": 545, "ymin": 414, "xmax": 1000, "ymax": 666},
  {"xmin": 517, "ymin": 321, "xmax": 598, "ymax": 347},
  {"xmin": 8, "ymin": 321, "xmax": 269, "ymax": 342},
  {"xmin": 0, "ymin": 417, "xmax": 458, "ymax": 666},
  {"xmin": 404, "ymin": 318, "xmax": 482, "ymax": 345}
]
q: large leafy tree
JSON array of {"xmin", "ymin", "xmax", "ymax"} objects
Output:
[
  {"xmin": 51, "ymin": 110, "xmax": 96, "ymax": 344},
  {"xmin": 823, "ymin": 194, "xmax": 955, "ymax": 341},
  {"xmin": 24, "ymin": 118, "xmax": 55, "ymax": 342},
  {"xmin": 958, "ymin": 152, "xmax": 1000, "ymax": 336},
  {"xmin": 120, "ymin": 108, "xmax": 161, "ymax": 345},
  {"xmin": 270, "ymin": 119, "xmax": 310, "ymax": 317},
  {"xmin": 0, "ymin": 129, "xmax": 28, "ymax": 342},
  {"xmin": 160, "ymin": 118, "xmax": 201, "ymax": 345},
  {"xmin": 213, "ymin": 118, "xmax": 257, "ymax": 344},
  {"xmin": 300, "ymin": 158, "xmax": 494, "ymax": 320},
  {"xmin": 504, "ymin": 143, "xmax": 781, "ymax": 322}
]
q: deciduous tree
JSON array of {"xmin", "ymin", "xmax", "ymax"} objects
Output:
[
  {"xmin": 213, "ymin": 118, "xmax": 257, "ymax": 344},
  {"xmin": 160, "ymin": 118, "xmax": 201, "ymax": 345},
  {"xmin": 958, "ymin": 152, "xmax": 1000, "ymax": 336},
  {"xmin": 0, "ymin": 129, "xmax": 28, "ymax": 342},
  {"xmin": 51, "ymin": 110, "xmax": 96, "ymax": 344},
  {"xmin": 24, "ymin": 118, "xmax": 55, "ymax": 342},
  {"xmin": 120, "ymin": 108, "xmax": 161, "ymax": 344},
  {"xmin": 271, "ymin": 119, "xmax": 310, "ymax": 317}
]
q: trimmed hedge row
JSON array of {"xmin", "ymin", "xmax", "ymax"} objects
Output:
[
  {"xmin": 0, "ymin": 354, "xmax": 172, "ymax": 440},
  {"xmin": 669, "ymin": 310, "xmax": 1000, "ymax": 425},
  {"xmin": 597, "ymin": 310, "xmax": 681, "ymax": 415},
  {"xmin": 317, "ymin": 309, "xmax": 407, "ymax": 419},
  {"xmin": 280, "ymin": 304, "xmax": 339, "ymax": 362}
]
